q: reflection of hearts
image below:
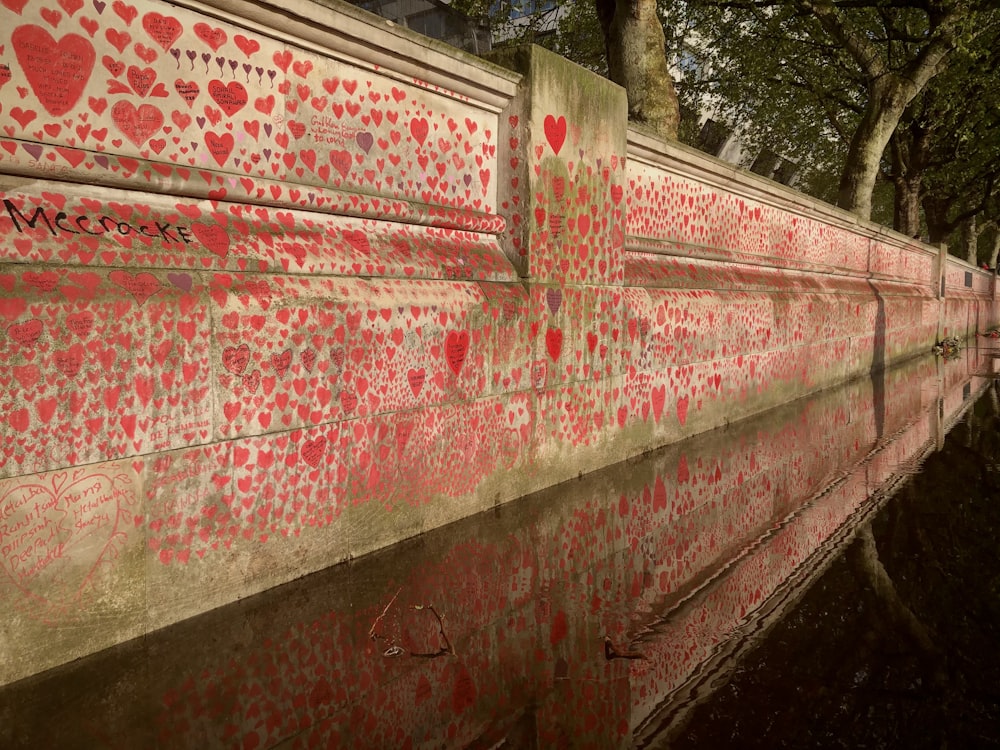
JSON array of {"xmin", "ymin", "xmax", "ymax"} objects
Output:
[
  {"xmin": 445, "ymin": 330, "xmax": 469, "ymax": 375},
  {"xmin": 108, "ymin": 269, "xmax": 162, "ymax": 305},
  {"xmin": 0, "ymin": 470, "xmax": 128, "ymax": 609},
  {"xmin": 11, "ymin": 25, "xmax": 96, "ymax": 116},
  {"xmin": 110, "ymin": 100, "xmax": 163, "ymax": 146}
]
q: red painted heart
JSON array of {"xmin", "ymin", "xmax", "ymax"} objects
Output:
[
  {"xmin": 11, "ymin": 25, "xmax": 96, "ymax": 116},
  {"xmin": 0, "ymin": 469, "xmax": 132, "ymax": 608},
  {"xmin": 208, "ymin": 79, "xmax": 247, "ymax": 117},
  {"xmin": 141, "ymin": 11, "xmax": 182, "ymax": 51},
  {"xmin": 110, "ymin": 101, "xmax": 163, "ymax": 146},
  {"xmin": 192, "ymin": 222, "xmax": 230, "ymax": 259},
  {"xmin": 222, "ymin": 343, "xmax": 250, "ymax": 374},
  {"xmin": 445, "ymin": 330, "xmax": 469, "ymax": 375},
  {"xmin": 543, "ymin": 114, "xmax": 566, "ymax": 155},
  {"xmin": 108, "ymin": 269, "xmax": 162, "ymax": 305}
]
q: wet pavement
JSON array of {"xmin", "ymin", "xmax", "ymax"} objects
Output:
[{"xmin": 2, "ymin": 341, "xmax": 999, "ymax": 749}]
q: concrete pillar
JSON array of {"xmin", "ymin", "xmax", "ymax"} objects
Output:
[
  {"xmin": 936, "ymin": 242, "xmax": 949, "ymax": 341},
  {"xmin": 492, "ymin": 45, "xmax": 627, "ymax": 285},
  {"xmin": 491, "ymin": 46, "xmax": 638, "ymax": 471}
]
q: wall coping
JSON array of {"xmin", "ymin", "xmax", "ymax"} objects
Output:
[
  {"xmin": 627, "ymin": 128, "xmax": 939, "ymax": 262},
  {"xmin": 175, "ymin": 0, "xmax": 521, "ymax": 112}
]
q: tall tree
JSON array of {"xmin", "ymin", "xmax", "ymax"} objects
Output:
[
  {"xmin": 681, "ymin": 1, "xmax": 995, "ymax": 221},
  {"xmin": 801, "ymin": 0, "xmax": 971, "ymax": 220}
]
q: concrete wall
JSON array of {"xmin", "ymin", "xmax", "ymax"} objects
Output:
[{"xmin": 0, "ymin": 0, "xmax": 996, "ymax": 685}]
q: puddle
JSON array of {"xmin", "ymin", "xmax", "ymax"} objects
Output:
[{"xmin": 2, "ymin": 344, "xmax": 998, "ymax": 749}]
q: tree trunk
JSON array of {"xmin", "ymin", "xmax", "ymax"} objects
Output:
[
  {"xmin": 989, "ymin": 228, "xmax": 1000, "ymax": 268},
  {"xmin": 803, "ymin": 0, "xmax": 962, "ymax": 222},
  {"xmin": 849, "ymin": 525, "xmax": 946, "ymax": 686},
  {"xmin": 962, "ymin": 216, "xmax": 978, "ymax": 265},
  {"xmin": 923, "ymin": 195, "xmax": 953, "ymax": 246},
  {"xmin": 596, "ymin": 0, "xmax": 680, "ymax": 140},
  {"xmin": 889, "ymin": 121, "xmax": 931, "ymax": 238},
  {"xmin": 838, "ymin": 79, "xmax": 908, "ymax": 221},
  {"xmin": 894, "ymin": 175, "xmax": 923, "ymax": 238}
]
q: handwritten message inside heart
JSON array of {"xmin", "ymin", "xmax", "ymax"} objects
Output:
[
  {"xmin": 207, "ymin": 80, "xmax": 247, "ymax": 117},
  {"xmin": 445, "ymin": 330, "xmax": 469, "ymax": 375},
  {"xmin": 110, "ymin": 100, "xmax": 164, "ymax": 146},
  {"xmin": 141, "ymin": 11, "xmax": 182, "ymax": 50},
  {"xmin": 11, "ymin": 25, "xmax": 96, "ymax": 117},
  {"xmin": 108, "ymin": 269, "xmax": 162, "ymax": 305},
  {"xmin": 0, "ymin": 468, "xmax": 135, "ymax": 609}
]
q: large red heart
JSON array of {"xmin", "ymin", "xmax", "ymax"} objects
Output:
[
  {"xmin": 0, "ymin": 468, "xmax": 133, "ymax": 608},
  {"xmin": 11, "ymin": 25, "xmax": 96, "ymax": 117}
]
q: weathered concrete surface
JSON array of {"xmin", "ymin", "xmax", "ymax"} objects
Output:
[{"xmin": 0, "ymin": 0, "xmax": 997, "ymax": 685}]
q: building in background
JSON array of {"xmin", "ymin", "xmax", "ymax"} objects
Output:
[
  {"xmin": 346, "ymin": 0, "xmax": 492, "ymax": 54},
  {"xmin": 675, "ymin": 43, "xmax": 800, "ymax": 187}
]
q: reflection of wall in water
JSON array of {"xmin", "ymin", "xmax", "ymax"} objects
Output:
[{"xmin": 2, "ymin": 354, "xmax": 990, "ymax": 749}]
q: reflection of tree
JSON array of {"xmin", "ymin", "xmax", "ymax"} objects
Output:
[
  {"xmin": 848, "ymin": 523, "xmax": 947, "ymax": 688},
  {"xmin": 670, "ymin": 378, "xmax": 1000, "ymax": 749}
]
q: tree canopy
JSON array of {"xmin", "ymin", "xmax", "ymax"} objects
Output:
[{"xmin": 482, "ymin": 0, "xmax": 1000, "ymax": 259}]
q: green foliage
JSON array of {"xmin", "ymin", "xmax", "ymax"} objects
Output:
[
  {"xmin": 476, "ymin": 0, "xmax": 1000, "ymax": 231},
  {"xmin": 549, "ymin": 0, "xmax": 607, "ymax": 75},
  {"xmin": 908, "ymin": 26, "xmax": 1000, "ymax": 245}
]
